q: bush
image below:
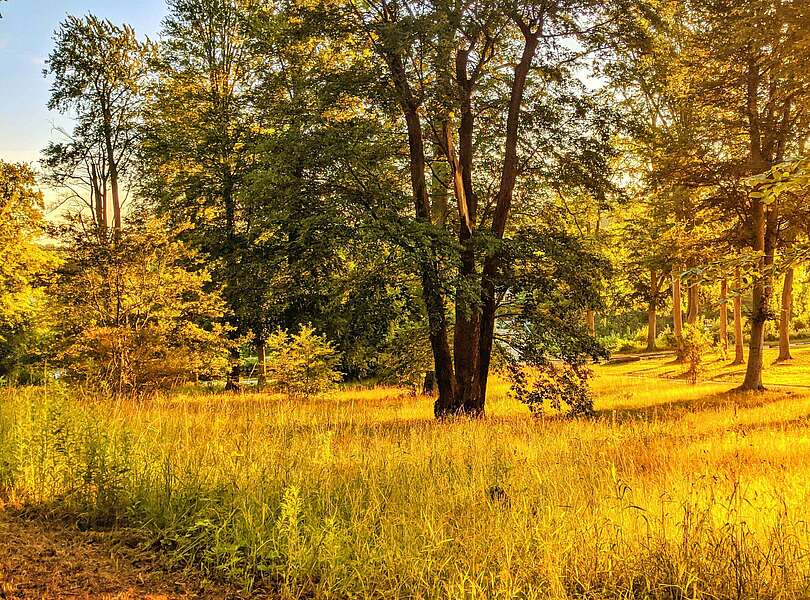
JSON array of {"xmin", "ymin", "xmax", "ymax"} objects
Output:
[
  {"xmin": 264, "ymin": 326, "xmax": 342, "ymax": 397},
  {"xmin": 682, "ymin": 321, "xmax": 713, "ymax": 384},
  {"xmin": 655, "ymin": 326, "xmax": 678, "ymax": 350},
  {"xmin": 599, "ymin": 333, "xmax": 641, "ymax": 354}
]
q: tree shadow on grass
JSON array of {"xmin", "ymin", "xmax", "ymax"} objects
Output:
[
  {"xmin": 727, "ymin": 413, "xmax": 810, "ymax": 435},
  {"xmin": 594, "ymin": 388, "xmax": 800, "ymax": 424}
]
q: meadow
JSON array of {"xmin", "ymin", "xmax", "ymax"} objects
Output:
[{"xmin": 3, "ymin": 348, "xmax": 810, "ymax": 598}]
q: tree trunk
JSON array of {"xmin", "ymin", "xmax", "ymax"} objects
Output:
[
  {"xmin": 90, "ymin": 162, "xmax": 107, "ymax": 238},
  {"xmin": 473, "ymin": 30, "xmax": 540, "ymax": 414},
  {"xmin": 101, "ymin": 105, "xmax": 122, "ymax": 236},
  {"xmin": 646, "ymin": 268, "xmax": 657, "ymax": 352},
  {"xmin": 719, "ymin": 278, "xmax": 728, "ymax": 356},
  {"xmin": 741, "ymin": 202, "xmax": 767, "ymax": 390},
  {"xmin": 733, "ymin": 266, "xmax": 745, "ymax": 365},
  {"xmin": 225, "ymin": 347, "xmax": 241, "ymax": 391},
  {"xmin": 686, "ymin": 281, "xmax": 700, "ymax": 325},
  {"xmin": 740, "ymin": 52, "xmax": 779, "ymax": 391},
  {"xmin": 446, "ymin": 91, "xmax": 480, "ymax": 412},
  {"xmin": 741, "ymin": 200, "xmax": 777, "ymax": 390},
  {"xmin": 778, "ymin": 267, "xmax": 794, "ymax": 361},
  {"xmin": 380, "ymin": 42, "xmax": 457, "ymax": 415},
  {"xmin": 586, "ymin": 310, "xmax": 596, "ymax": 337},
  {"xmin": 672, "ymin": 268, "xmax": 684, "ymax": 360},
  {"xmin": 256, "ymin": 341, "xmax": 267, "ymax": 388}
]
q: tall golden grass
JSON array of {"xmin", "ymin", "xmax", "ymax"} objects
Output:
[{"xmin": 2, "ymin": 348, "xmax": 810, "ymax": 598}]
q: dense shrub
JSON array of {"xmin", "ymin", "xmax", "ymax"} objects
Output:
[
  {"xmin": 682, "ymin": 321, "xmax": 713, "ymax": 384},
  {"xmin": 375, "ymin": 320, "xmax": 433, "ymax": 391},
  {"xmin": 264, "ymin": 325, "xmax": 342, "ymax": 397}
]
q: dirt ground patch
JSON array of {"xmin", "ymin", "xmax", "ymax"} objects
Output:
[{"xmin": 0, "ymin": 513, "xmax": 249, "ymax": 599}]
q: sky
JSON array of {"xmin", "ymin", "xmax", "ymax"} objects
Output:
[{"xmin": 0, "ymin": 0, "xmax": 166, "ymax": 165}]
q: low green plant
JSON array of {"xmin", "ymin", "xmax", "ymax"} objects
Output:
[
  {"xmin": 682, "ymin": 321, "xmax": 713, "ymax": 384},
  {"xmin": 264, "ymin": 325, "xmax": 342, "ymax": 397}
]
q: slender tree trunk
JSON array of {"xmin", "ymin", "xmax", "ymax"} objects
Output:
[
  {"xmin": 256, "ymin": 340, "xmax": 267, "ymax": 388},
  {"xmin": 733, "ymin": 266, "xmax": 745, "ymax": 364},
  {"xmin": 101, "ymin": 105, "xmax": 122, "ymax": 236},
  {"xmin": 672, "ymin": 268, "xmax": 684, "ymax": 360},
  {"xmin": 473, "ymin": 29, "xmax": 540, "ymax": 413},
  {"xmin": 90, "ymin": 162, "xmax": 107, "ymax": 238},
  {"xmin": 719, "ymin": 278, "xmax": 729, "ymax": 356},
  {"xmin": 446, "ymin": 88, "xmax": 480, "ymax": 412},
  {"xmin": 405, "ymin": 107, "xmax": 457, "ymax": 416},
  {"xmin": 225, "ymin": 347, "xmax": 241, "ymax": 391},
  {"xmin": 686, "ymin": 281, "xmax": 700, "ymax": 325},
  {"xmin": 382, "ymin": 43, "xmax": 457, "ymax": 414},
  {"xmin": 646, "ymin": 268, "xmax": 657, "ymax": 352},
  {"xmin": 778, "ymin": 267, "xmax": 794, "ymax": 361},
  {"xmin": 740, "ymin": 52, "xmax": 780, "ymax": 391},
  {"xmin": 741, "ymin": 202, "xmax": 777, "ymax": 390},
  {"xmin": 741, "ymin": 201, "xmax": 767, "ymax": 390}
]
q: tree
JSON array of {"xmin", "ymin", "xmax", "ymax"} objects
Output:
[
  {"xmin": 0, "ymin": 162, "xmax": 55, "ymax": 382},
  {"xmin": 263, "ymin": 325, "xmax": 342, "ymax": 397},
  {"xmin": 52, "ymin": 214, "xmax": 232, "ymax": 396},
  {"xmin": 684, "ymin": 0, "xmax": 810, "ymax": 390},
  {"xmin": 746, "ymin": 156, "xmax": 810, "ymax": 363},
  {"xmin": 44, "ymin": 15, "xmax": 151, "ymax": 237},
  {"xmin": 326, "ymin": 0, "xmax": 646, "ymax": 416},
  {"xmin": 140, "ymin": 0, "xmax": 260, "ymax": 390}
]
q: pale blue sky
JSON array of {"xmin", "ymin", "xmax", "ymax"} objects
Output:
[{"xmin": 0, "ymin": 0, "xmax": 166, "ymax": 164}]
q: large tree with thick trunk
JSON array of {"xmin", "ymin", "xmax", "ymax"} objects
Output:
[{"xmin": 342, "ymin": 0, "xmax": 646, "ymax": 416}]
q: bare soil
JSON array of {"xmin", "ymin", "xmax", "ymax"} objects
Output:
[{"xmin": 0, "ymin": 513, "xmax": 250, "ymax": 599}]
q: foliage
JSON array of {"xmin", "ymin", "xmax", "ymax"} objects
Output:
[
  {"xmin": 507, "ymin": 360, "xmax": 595, "ymax": 416},
  {"xmin": 53, "ymin": 215, "xmax": 231, "ymax": 396},
  {"xmin": 0, "ymin": 162, "xmax": 56, "ymax": 382},
  {"xmin": 264, "ymin": 325, "xmax": 342, "ymax": 398},
  {"xmin": 682, "ymin": 321, "xmax": 713, "ymax": 385},
  {"xmin": 375, "ymin": 319, "xmax": 433, "ymax": 391},
  {"xmin": 498, "ymin": 227, "xmax": 611, "ymax": 365},
  {"xmin": 43, "ymin": 15, "xmax": 151, "ymax": 231}
]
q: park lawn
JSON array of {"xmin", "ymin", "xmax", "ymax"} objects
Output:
[
  {"xmin": 603, "ymin": 343, "xmax": 810, "ymax": 387},
  {"xmin": 2, "ymin": 361, "xmax": 810, "ymax": 598}
]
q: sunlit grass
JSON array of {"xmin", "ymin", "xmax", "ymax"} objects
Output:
[
  {"xmin": 606, "ymin": 344, "xmax": 810, "ymax": 387},
  {"xmin": 3, "ymin": 360, "xmax": 810, "ymax": 597}
]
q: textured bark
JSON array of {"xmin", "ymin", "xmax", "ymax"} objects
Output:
[
  {"xmin": 719, "ymin": 278, "xmax": 729, "ymax": 356},
  {"xmin": 256, "ymin": 341, "xmax": 267, "ymax": 388},
  {"xmin": 586, "ymin": 310, "xmax": 596, "ymax": 337},
  {"xmin": 778, "ymin": 267, "xmax": 794, "ymax": 361},
  {"xmin": 474, "ymin": 28, "xmax": 540, "ymax": 414},
  {"xmin": 686, "ymin": 281, "xmax": 700, "ymax": 325},
  {"xmin": 672, "ymin": 268, "xmax": 684, "ymax": 360},
  {"xmin": 733, "ymin": 266, "xmax": 745, "ymax": 364},
  {"xmin": 646, "ymin": 268, "xmax": 657, "ymax": 352}
]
